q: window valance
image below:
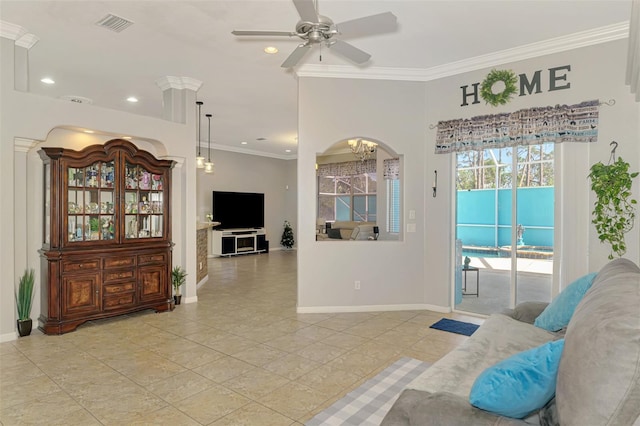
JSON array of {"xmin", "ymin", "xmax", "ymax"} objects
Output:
[
  {"xmin": 317, "ymin": 159, "xmax": 376, "ymax": 177},
  {"xmin": 383, "ymin": 158, "xmax": 400, "ymax": 180},
  {"xmin": 435, "ymin": 100, "xmax": 599, "ymax": 154}
]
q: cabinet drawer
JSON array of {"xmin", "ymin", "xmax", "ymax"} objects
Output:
[
  {"xmin": 104, "ymin": 257, "xmax": 135, "ymax": 269},
  {"xmin": 103, "ymin": 294, "xmax": 135, "ymax": 310},
  {"xmin": 62, "ymin": 259, "xmax": 100, "ymax": 273},
  {"xmin": 138, "ymin": 253, "xmax": 166, "ymax": 265},
  {"xmin": 103, "ymin": 269, "xmax": 135, "ymax": 282},
  {"xmin": 103, "ymin": 282, "xmax": 135, "ymax": 295}
]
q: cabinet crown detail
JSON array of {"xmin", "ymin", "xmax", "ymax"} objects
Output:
[{"xmin": 38, "ymin": 139, "xmax": 175, "ymax": 334}]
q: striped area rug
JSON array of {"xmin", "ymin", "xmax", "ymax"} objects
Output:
[{"xmin": 306, "ymin": 357, "xmax": 430, "ymax": 426}]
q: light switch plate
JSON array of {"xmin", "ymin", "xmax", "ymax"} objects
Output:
[
  {"xmin": 407, "ymin": 223, "xmax": 416, "ymax": 233},
  {"xmin": 409, "ymin": 209, "xmax": 416, "ymax": 219}
]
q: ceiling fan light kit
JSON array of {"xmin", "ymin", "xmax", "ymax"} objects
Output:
[{"xmin": 231, "ymin": 0, "xmax": 397, "ymax": 68}]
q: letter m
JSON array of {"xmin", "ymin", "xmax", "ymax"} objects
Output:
[{"xmin": 519, "ymin": 70, "xmax": 542, "ymax": 96}]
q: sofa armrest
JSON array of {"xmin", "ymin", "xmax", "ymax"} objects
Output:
[
  {"xmin": 501, "ymin": 301, "xmax": 549, "ymax": 324},
  {"xmin": 381, "ymin": 390, "xmax": 528, "ymax": 426}
]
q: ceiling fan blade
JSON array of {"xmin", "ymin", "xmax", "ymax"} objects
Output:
[
  {"xmin": 293, "ymin": 0, "xmax": 319, "ymax": 23},
  {"xmin": 329, "ymin": 40, "xmax": 371, "ymax": 64},
  {"xmin": 281, "ymin": 44, "xmax": 312, "ymax": 68},
  {"xmin": 335, "ymin": 12, "xmax": 397, "ymax": 38},
  {"xmin": 232, "ymin": 30, "xmax": 295, "ymax": 37}
]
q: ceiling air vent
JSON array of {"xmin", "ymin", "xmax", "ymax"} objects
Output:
[
  {"xmin": 60, "ymin": 95, "xmax": 94, "ymax": 105},
  {"xmin": 95, "ymin": 13, "xmax": 134, "ymax": 33}
]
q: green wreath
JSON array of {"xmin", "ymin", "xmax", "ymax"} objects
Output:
[{"xmin": 480, "ymin": 69, "xmax": 518, "ymax": 106}]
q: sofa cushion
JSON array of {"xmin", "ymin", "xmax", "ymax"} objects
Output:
[
  {"xmin": 408, "ymin": 314, "xmax": 556, "ymax": 398},
  {"xmin": 381, "ymin": 390, "xmax": 528, "ymax": 426},
  {"xmin": 469, "ymin": 339, "xmax": 564, "ymax": 419},
  {"xmin": 556, "ymin": 258, "xmax": 640, "ymax": 426},
  {"xmin": 534, "ymin": 272, "xmax": 597, "ymax": 331}
]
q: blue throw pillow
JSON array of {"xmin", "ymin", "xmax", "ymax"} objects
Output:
[
  {"xmin": 469, "ymin": 339, "xmax": 565, "ymax": 419},
  {"xmin": 534, "ymin": 272, "xmax": 597, "ymax": 331}
]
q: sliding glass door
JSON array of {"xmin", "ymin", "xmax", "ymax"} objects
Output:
[{"xmin": 454, "ymin": 144, "xmax": 554, "ymax": 315}]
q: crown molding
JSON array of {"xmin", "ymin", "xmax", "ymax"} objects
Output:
[
  {"xmin": 211, "ymin": 142, "xmax": 296, "ymax": 161},
  {"xmin": 0, "ymin": 20, "xmax": 39, "ymax": 49},
  {"xmin": 297, "ymin": 22, "xmax": 630, "ymax": 81},
  {"xmin": 155, "ymin": 76, "xmax": 203, "ymax": 91}
]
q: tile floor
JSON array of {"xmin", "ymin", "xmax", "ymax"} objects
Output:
[{"xmin": 0, "ymin": 250, "xmax": 483, "ymax": 425}]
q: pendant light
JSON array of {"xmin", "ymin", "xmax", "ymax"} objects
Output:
[
  {"xmin": 204, "ymin": 113, "xmax": 214, "ymax": 174},
  {"xmin": 195, "ymin": 101, "xmax": 205, "ymax": 169}
]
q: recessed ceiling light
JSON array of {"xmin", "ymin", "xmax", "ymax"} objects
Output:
[
  {"xmin": 241, "ymin": 141, "xmax": 248, "ymax": 145},
  {"xmin": 264, "ymin": 46, "xmax": 278, "ymax": 54},
  {"xmin": 122, "ymin": 136, "xmax": 132, "ymax": 140},
  {"xmin": 84, "ymin": 130, "xmax": 94, "ymax": 134},
  {"xmin": 40, "ymin": 77, "xmax": 55, "ymax": 84},
  {"xmin": 285, "ymin": 149, "xmax": 292, "ymax": 153},
  {"xmin": 126, "ymin": 96, "xmax": 138, "ymax": 103}
]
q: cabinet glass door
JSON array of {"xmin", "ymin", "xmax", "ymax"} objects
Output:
[
  {"xmin": 67, "ymin": 161, "xmax": 115, "ymax": 242},
  {"xmin": 125, "ymin": 163, "xmax": 164, "ymax": 239}
]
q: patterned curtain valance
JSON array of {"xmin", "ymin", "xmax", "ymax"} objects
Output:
[
  {"xmin": 383, "ymin": 158, "xmax": 400, "ymax": 180},
  {"xmin": 435, "ymin": 100, "xmax": 599, "ymax": 154},
  {"xmin": 317, "ymin": 159, "xmax": 376, "ymax": 177}
]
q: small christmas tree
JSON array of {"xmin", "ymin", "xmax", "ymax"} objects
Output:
[{"xmin": 281, "ymin": 220, "xmax": 294, "ymax": 249}]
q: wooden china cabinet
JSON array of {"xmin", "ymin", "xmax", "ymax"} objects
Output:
[{"xmin": 38, "ymin": 139, "xmax": 175, "ymax": 334}]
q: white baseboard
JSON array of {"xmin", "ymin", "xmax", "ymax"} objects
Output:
[
  {"xmin": 296, "ymin": 303, "xmax": 450, "ymax": 314},
  {"xmin": 0, "ymin": 331, "xmax": 17, "ymax": 343},
  {"xmin": 183, "ymin": 295, "xmax": 198, "ymax": 304},
  {"xmin": 196, "ymin": 275, "xmax": 208, "ymax": 288}
]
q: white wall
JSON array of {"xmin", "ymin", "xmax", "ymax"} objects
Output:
[
  {"xmin": 297, "ymin": 39, "xmax": 639, "ymax": 313},
  {"xmin": 297, "ymin": 78, "xmax": 435, "ymax": 312},
  {"xmin": 196, "ymin": 149, "xmax": 297, "ymax": 247}
]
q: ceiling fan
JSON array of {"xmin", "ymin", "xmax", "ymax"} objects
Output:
[{"xmin": 231, "ymin": 0, "xmax": 397, "ymax": 68}]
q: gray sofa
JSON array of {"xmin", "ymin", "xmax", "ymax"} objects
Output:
[{"xmin": 382, "ymin": 258, "xmax": 640, "ymax": 425}]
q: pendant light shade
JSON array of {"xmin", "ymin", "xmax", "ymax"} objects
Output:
[
  {"xmin": 196, "ymin": 101, "xmax": 205, "ymax": 169},
  {"xmin": 204, "ymin": 113, "xmax": 214, "ymax": 174}
]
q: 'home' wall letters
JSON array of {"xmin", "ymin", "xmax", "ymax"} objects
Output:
[{"xmin": 460, "ymin": 65, "xmax": 571, "ymax": 107}]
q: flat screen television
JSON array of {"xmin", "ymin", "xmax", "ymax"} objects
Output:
[{"xmin": 212, "ymin": 191, "xmax": 265, "ymax": 230}]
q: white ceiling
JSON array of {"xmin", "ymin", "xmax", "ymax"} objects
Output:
[{"xmin": 0, "ymin": 1, "xmax": 632, "ymax": 158}]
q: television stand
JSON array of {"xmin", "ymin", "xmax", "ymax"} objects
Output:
[{"xmin": 212, "ymin": 228, "xmax": 267, "ymax": 257}]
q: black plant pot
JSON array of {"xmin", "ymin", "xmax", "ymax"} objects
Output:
[
  {"xmin": 173, "ymin": 295, "xmax": 182, "ymax": 305},
  {"xmin": 17, "ymin": 319, "xmax": 32, "ymax": 337}
]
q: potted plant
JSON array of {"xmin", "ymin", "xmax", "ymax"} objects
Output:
[
  {"xmin": 171, "ymin": 266, "xmax": 187, "ymax": 305},
  {"xmin": 589, "ymin": 156, "xmax": 638, "ymax": 259},
  {"xmin": 281, "ymin": 220, "xmax": 294, "ymax": 249},
  {"xmin": 15, "ymin": 268, "xmax": 35, "ymax": 337}
]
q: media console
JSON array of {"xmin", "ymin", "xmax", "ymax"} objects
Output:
[{"xmin": 211, "ymin": 228, "xmax": 267, "ymax": 257}]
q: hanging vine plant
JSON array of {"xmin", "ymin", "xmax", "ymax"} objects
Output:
[
  {"xmin": 480, "ymin": 69, "xmax": 518, "ymax": 106},
  {"xmin": 588, "ymin": 156, "xmax": 638, "ymax": 259}
]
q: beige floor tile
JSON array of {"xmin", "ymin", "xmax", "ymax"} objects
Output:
[
  {"xmin": 205, "ymin": 334, "xmax": 260, "ymax": 356},
  {"xmin": 257, "ymin": 381, "xmax": 328, "ymax": 421},
  {"xmin": 296, "ymin": 363, "xmax": 362, "ymax": 397},
  {"xmin": 0, "ymin": 251, "xmax": 465, "ymax": 425},
  {"xmin": 146, "ymin": 338, "xmax": 225, "ymax": 368},
  {"xmin": 264, "ymin": 333, "xmax": 315, "ymax": 353},
  {"xmin": 295, "ymin": 341, "xmax": 347, "ymax": 363},
  {"xmin": 176, "ymin": 383, "xmax": 251, "ymax": 424},
  {"xmin": 263, "ymin": 353, "xmax": 322, "ymax": 380},
  {"xmin": 223, "ymin": 367, "xmax": 290, "ymax": 399},
  {"xmin": 145, "ymin": 370, "xmax": 216, "ymax": 402},
  {"xmin": 320, "ymin": 331, "xmax": 369, "ymax": 350},
  {"xmin": 192, "ymin": 355, "xmax": 257, "ymax": 383},
  {"xmin": 0, "ymin": 389, "xmax": 96, "ymax": 425},
  {"xmin": 233, "ymin": 343, "xmax": 289, "ymax": 367},
  {"xmin": 210, "ymin": 402, "xmax": 294, "ymax": 426},
  {"xmin": 126, "ymin": 405, "xmax": 201, "ymax": 425}
]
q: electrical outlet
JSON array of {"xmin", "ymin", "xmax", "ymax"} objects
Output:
[
  {"xmin": 199, "ymin": 262, "xmax": 202, "ymax": 270},
  {"xmin": 355, "ymin": 280, "xmax": 361, "ymax": 290}
]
